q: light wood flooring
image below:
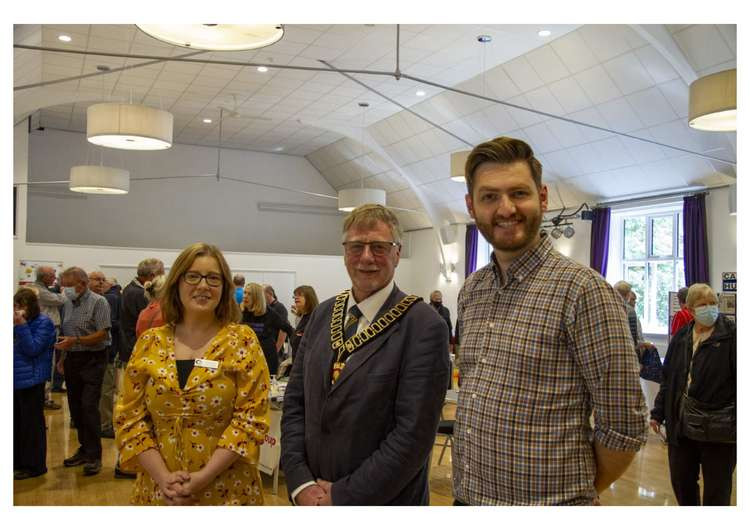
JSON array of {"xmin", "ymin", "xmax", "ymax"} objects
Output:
[{"xmin": 14, "ymin": 396, "xmax": 735, "ymax": 506}]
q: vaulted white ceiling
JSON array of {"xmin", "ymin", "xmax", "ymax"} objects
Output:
[{"xmin": 14, "ymin": 24, "xmax": 737, "ymax": 231}]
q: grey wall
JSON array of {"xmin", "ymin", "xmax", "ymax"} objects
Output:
[{"xmin": 27, "ymin": 129, "xmax": 347, "ymax": 255}]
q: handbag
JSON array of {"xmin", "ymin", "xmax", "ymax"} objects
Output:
[
  {"xmin": 680, "ymin": 393, "xmax": 736, "ymax": 443},
  {"xmin": 638, "ymin": 345, "xmax": 663, "ymax": 383}
]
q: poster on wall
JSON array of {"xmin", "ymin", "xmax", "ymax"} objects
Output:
[
  {"xmin": 18, "ymin": 260, "xmax": 64, "ymax": 287},
  {"xmin": 718, "ymin": 292, "xmax": 736, "ymax": 325}
]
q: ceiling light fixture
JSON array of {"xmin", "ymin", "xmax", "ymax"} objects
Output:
[
  {"xmin": 273, "ymin": 146, "xmax": 284, "ymax": 152},
  {"xmin": 135, "ymin": 24, "xmax": 284, "ymax": 51},
  {"xmin": 450, "ymin": 150, "xmax": 470, "ymax": 182},
  {"xmin": 688, "ymin": 68, "xmax": 736, "ymax": 131},
  {"xmin": 416, "ymin": 90, "xmax": 426, "ymax": 97},
  {"xmin": 69, "ymin": 165, "xmax": 130, "ymax": 194},
  {"xmin": 58, "ymin": 34, "xmax": 72, "ymax": 42},
  {"xmin": 257, "ymin": 66, "xmax": 269, "ymax": 73},
  {"xmin": 538, "ymin": 30, "xmax": 552, "ymax": 37},
  {"xmin": 203, "ymin": 118, "xmax": 213, "ymax": 124},
  {"xmin": 87, "ymin": 102, "xmax": 173, "ymax": 150}
]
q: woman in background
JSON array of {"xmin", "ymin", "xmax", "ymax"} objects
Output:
[
  {"xmin": 290, "ymin": 285, "xmax": 319, "ymax": 356},
  {"xmin": 14, "ymin": 287, "xmax": 56, "ymax": 480},
  {"xmin": 650, "ymin": 283, "xmax": 736, "ymax": 505},
  {"xmin": 135, "ymin": 275, "xmax": 166, "ymax": 338},
  {"xmin": 115, "ymin": 242, "xmax": 270, "ymax": 505},
  {"xmin": 241, "ymin": 283, "xmax": 294, "ymax": 376}
]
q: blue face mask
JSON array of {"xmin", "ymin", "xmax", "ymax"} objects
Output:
[
  {"xmin": 694, "ymin": 304, "xmax": 719, "ymax": 327},
  {"xmin": 64, "ymin": 287, "xmax": 77, "ymax": 299}
]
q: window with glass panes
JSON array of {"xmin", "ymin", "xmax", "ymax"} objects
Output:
[{"xmin": 621, "ymin": 210, "xmax": 685, "ymax": 333}]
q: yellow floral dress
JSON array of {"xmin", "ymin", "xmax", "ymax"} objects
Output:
[{"xmin": 114, "ymin": 323, "xmax": 270, "ymax": 505}]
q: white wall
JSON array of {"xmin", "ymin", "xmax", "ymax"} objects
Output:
[
  {"xmin": 705, "ymin": 187, "xmax": 737, "ymax": 292},
  {"xmin": 26, "ymin": 129, "xmax": 346, "ymax": 255},
  {"xmin": 404, "ymin": 226, "xmax": 465, "ymax": 326}
]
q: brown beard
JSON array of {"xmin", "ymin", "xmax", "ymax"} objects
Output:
[{"xmin": 475, "ymin": 211, "xmax": 542, "ymax": 253}]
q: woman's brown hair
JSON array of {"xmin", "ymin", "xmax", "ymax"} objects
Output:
[
  {"xmin": 14, "ymin": 287, "xmax": 41, "ymax": 321},
  {"xmin": 293, "ymin": 285, "xmax": 319, "ymax": 315},
  {"xmin": 160, "ymin": 242, "xmax": 241, "ymax": 325}
]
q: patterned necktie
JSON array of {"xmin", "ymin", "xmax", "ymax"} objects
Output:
[
  {"xmin": 332, "ymin": 305, "xmax": 363, "ymax": 384},
  {"xmin": 344, "ymin": 305, "xmax": 362, "ymax": 341}
]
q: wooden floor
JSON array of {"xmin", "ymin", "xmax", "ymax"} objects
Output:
[{"xmin": 14, "ymin": 396, "xmax": 736, "ymax": 506}]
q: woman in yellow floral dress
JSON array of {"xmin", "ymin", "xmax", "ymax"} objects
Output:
[{"xmin": 114, "ymin": 242, "xmax": 270, "ymax": 505}]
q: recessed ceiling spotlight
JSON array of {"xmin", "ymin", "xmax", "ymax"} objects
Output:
[
  {"xmin": 416, "ymin": 90, "xmax": 426, "ymax": 97},
  {"xmin": 273, "ymin": 146, "xmax": 284, "ymax": 152},
  {"xmin": 257, "ymin": 66, "xmax": 268, "ymax": 73},
  {"xmin": 538, "ymin": 30, "xmax": 552, "ymax": 37},
  {"xmin": 202, "ymin": 118, "xmax": 213, "ymax": 124},
  {"xmin": 58, "ymin": 34, "xmax": 72, "ymax": 42},
  {"xmin": 477, "ymin": 35, "xmax": 492, "ymax": 43}
]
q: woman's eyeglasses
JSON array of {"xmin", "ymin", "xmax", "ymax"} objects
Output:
[{"xmin": 183, "ymin": 272, "xmax": 223, "ymax": 287}]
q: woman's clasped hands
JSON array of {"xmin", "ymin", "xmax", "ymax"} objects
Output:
[{"xmin": 157, "ymin": 470, "xmax": 212, "ymax": 506}]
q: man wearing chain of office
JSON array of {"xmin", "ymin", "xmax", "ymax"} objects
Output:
[{"xmin": 281, "ymin": 204, "xmax": 450, "ymax": 505}]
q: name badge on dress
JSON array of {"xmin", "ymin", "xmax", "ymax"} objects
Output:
[{"xmin": 195, "ymin": 358, "xmax": 219, "ymax": 371}]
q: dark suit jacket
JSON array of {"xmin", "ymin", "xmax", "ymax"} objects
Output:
[
  {"xmin": 119, "ymin": 280, "xmax": 147, "ymax": 364},
  {"xmin": 280, "ymin": 284, "xmax": 450, "ymax": 505}
]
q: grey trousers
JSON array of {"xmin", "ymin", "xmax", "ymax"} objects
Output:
[{"xmin": 98, "ymin": 361, "xmax": 115, "ymax": 431}]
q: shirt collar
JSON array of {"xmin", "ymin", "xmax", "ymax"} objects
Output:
[
  {"xmin": 346, "ymin": 279, "xmax": 395, "ymax": 324},
  {"xmin": 491, "ymin": 233, "xmax": 552, "ymax": 288},
  {"xmin": 133, "ymin": 277, "xmax": 145, "ymax": 289}
]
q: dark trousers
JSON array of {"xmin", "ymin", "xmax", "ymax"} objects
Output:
[
  {"xmin": 14, "ymin": 383, "xmax": 47, "ymax": 474},
  {"xmin": 64, "ymin": 350, "xmax": 107, "ymax": 461},
  {"xmin": 51, "ymin": 349, "xmax": 65, "ymax": 389},
  {"xmin": 668, "ymin": 437, "xmax": 736, "ymax": 505}
]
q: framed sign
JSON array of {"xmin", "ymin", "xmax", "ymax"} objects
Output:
[
  {"xmin": 722, "ymin": 272, "xmax": 736, "ymax": 292},
  {"xmin": 18, "ymin": 259, "xmax": 64, "ymax": 287}
]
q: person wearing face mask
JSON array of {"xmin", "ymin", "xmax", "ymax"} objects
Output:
[
  {"xmin": 56, "ymin": 267, "xmax": 112, "ymax": 477},
  {"xmin": 650, "ymin": 283, "xmax": 736, "ymax": 505},
  {"xmin": 429, "ymin": 290, "xmax": 453, "ymax": 343}
]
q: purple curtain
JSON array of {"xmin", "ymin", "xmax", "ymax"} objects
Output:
[
  {"xmin": 589, "ymin": 207, "xmax": 611, "ymax": 276},
  {"xmin": 683, "ymin": 193, "xmax": 709, "ymax": 285},
  {"xmin": 465, "ymin": 224, "xmax": 478, "ymax": 278}
]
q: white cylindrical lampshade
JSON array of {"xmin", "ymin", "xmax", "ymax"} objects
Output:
[
  {"xmin": 337, "ymin": 188, "xmax": 387, "ymax": 212},
  {"xmin": 450, "ymin": 150, "xmax": 470, "ymax": 182},
  {"xmin": 136, "ymin": 24, "xmax": 284, "ymax": 51},
  {"xmin": 688, "ymin": 68, "xmax": 736, "ymax": 132},
  {"xmin": 87, "ymin": 103, "xmax": 173, "ymax": 150},
  {"xmin": 69, "ymin": 165, "xmax": 130, "ymax": 194}
]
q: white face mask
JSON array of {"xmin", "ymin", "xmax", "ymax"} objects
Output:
[
  {"xmin": 64, "ymin": 287, "xmax": 77, "ymax": 299},
  {"xmin": 694, "ymin": 304, "xmax": 719, "ymax": 327}
]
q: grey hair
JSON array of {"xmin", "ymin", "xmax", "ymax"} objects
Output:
[
  {"xmin": 137, "ymin": 258, "xmax": 164, "ymax": 278},
  {"xmin": 342, "ymin": 204, "xmax": 403, "ymax": 244},
  {"xmin": 686, "ymin": 283, "xmax": 717, "ymax": 308},
  {"xmin": 62, "ymin": 266, "xmax": 88, "ymax": 283},
  {"xmin": 35, "ymin": 266, "xmax": 54, "ymax": 282},
  {"xmin": 613, "ymin": 280, "xmax": 632, "ymax": 298}
]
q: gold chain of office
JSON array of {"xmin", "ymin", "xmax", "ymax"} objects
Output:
[{"xmin": 329, "ymin": 290, "xmax": 421, "ymax": 358}]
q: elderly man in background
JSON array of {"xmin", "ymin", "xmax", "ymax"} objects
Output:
[
  {"xmin": 32, "ymin": 266, "xmax": 66, "ymax": 408},
  {"xmin": 56, "ymin": 266, "xmax": 111, "ymax": 476},
  {"xmin": 89, "ymin": 272, "xmax": 120, "ymax": 439}
]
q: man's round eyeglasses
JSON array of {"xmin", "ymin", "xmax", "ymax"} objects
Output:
[
  {"xmin": 342, "ymin": 241, "xmax": 399, "ymax": 257},
  {"xmin": 183, "ymin": 272, "xmax": 223, "ymax": 287}
]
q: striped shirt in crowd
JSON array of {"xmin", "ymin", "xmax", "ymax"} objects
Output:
[
  {"xmin": 453, "ymin": 234, "xmax": 647, "ymax": 505},
  {"xmin": 61, "ymin": 289, "xmax": 111, "ymax": 351}
]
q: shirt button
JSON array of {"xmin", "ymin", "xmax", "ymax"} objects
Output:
[
  {"xmin": 481, "ymin": 358, "xmax": 487, "ymax": 363},
  {"xmin": 488, "ymin": 322, "xmax": 494, "ymax": 328},
  {"xmin": 472, "ymin": 393, "xmax": 477, "ymax": 399},
  {"xmin": 466, "ymin": 428, "xmax": 472, "ymax": 434}
]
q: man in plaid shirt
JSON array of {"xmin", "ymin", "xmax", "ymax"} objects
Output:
[{"xmin": 453, "ymin": 137, "xmax": 647, "ymax": 505}]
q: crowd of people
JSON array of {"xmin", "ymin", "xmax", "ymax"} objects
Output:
[{"xmin": 13, "ymin": 136, "xmax": 735, "ymax": 506}]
